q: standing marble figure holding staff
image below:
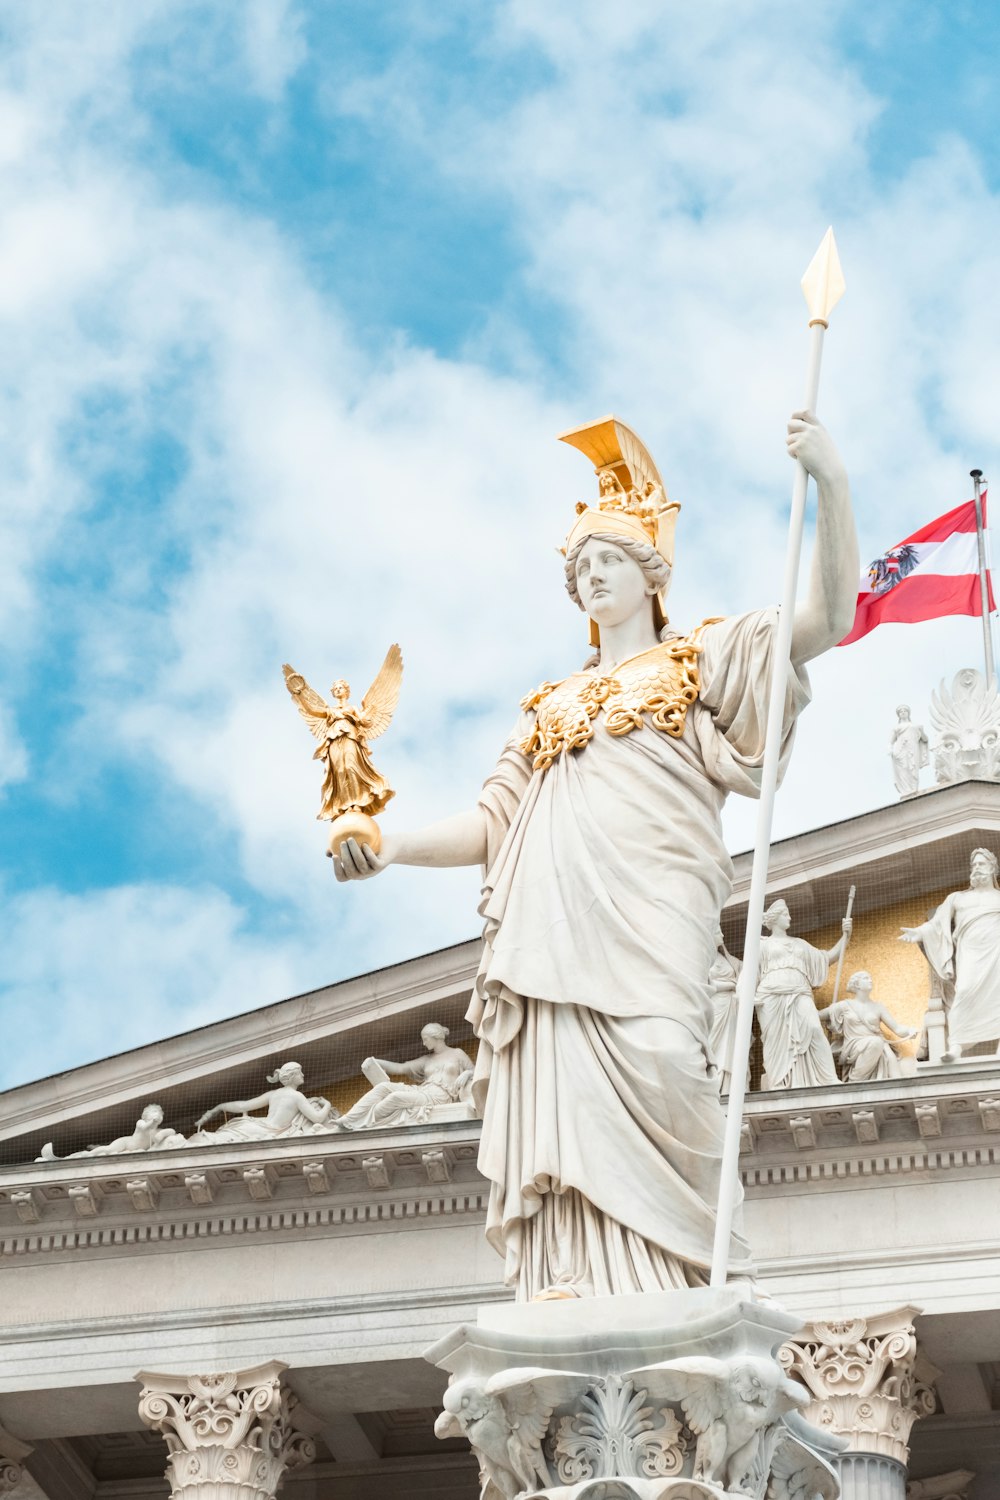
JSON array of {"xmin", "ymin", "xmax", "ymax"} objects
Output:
[{"xmin": 333, "ymin": 413, "xmax": 858, "ymax": 1301}]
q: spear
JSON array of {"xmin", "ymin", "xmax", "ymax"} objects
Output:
[
  {"xmin": 709, "ymin": 228, "xmax": 846, "ymax": 1287},
  {"xmin": 830, "ymin": 884, "xmax": 857, "ymax": 1007}
]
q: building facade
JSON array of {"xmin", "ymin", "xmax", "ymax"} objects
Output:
[{"xmin": 1, "ymin": 782, "xmax": 999, "ymax": 1499}]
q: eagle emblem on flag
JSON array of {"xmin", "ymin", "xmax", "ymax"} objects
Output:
[{"xmin": 867, "ymin": 543, "xmax": 919, "ymax": 595}]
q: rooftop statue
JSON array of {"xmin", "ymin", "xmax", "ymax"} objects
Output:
[
  {"xmin": 755, "ymin": 899, "xmax": 849, "ymax": 1090},
  {"xmin": 283, "ymin": 644, "xmax": 403, "ymax": 857},
  {"xmin": 901, "ymin": 846, "xmax": 1000, "ymax": 1060},
  {"xmin": 890, "ymin": 704, "xmax": 929, "ymax": 798},
  {"xmin": 37, "ymin": 1103, "xmax": 187, "ymax": 1162},
  {"xmin": 336, "ymin": 1023, "xmax": 474, "ymax": 1131},
  {"xmin": 190, "ymin": 1061, "xmax": 338, "ymax": 1143},
  {"xmin": 333, "ymin": 410, "xmax": 857, "ymax": 1300},
  {"xmin": 817, "ymin": 970, "xmax": 916, "ymax": 1081}
]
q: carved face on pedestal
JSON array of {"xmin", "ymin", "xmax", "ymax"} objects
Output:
[{"xmin": 573, "ymin": 537, "xmax": 656, "ymax": 634}]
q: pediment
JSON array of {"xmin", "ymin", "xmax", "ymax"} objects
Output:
[
  {"xmin": 724, "ymin": 779, "xmax": 1000, "ymax": 942},
  {"xmin": 0, "ymin": 938, "xmax": 481, "ymax": 1167}
]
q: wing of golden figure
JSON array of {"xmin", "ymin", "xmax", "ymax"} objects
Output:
[
  {"xmin": 360, "ymin": 643, "xmax": 403, "ymax": 741},
  {"xmin": 282, "ymin": 664, "xmax": 334, "ymax": 741}
]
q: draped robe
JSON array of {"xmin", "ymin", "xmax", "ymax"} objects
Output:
[
  {"xmin": 755, "ymin": 935, "xmax": 839, "ymax": 1091},
  {"xmin": 467, "ymin": 608, "xmax": 810, "ymax": 1299},
  {"xmin": 919, "ymin": 887, "xmax": 1000, "ymax": 1047},
  {"xmin": 828, "ymin": 1001, "xmax": 902, "ymax": 1081}
]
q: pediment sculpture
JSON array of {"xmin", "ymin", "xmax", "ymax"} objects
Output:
[{"xmin": 33, "ymin": 1021, "xmax": 472, "ymax": 1162}]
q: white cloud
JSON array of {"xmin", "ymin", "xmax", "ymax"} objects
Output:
[
  {"xmin": 0, "ymin": 882, "xmax": 301, "ymax": 1089},
  {"xmin": 3, "ymin": 2, "xmax": 1000, "ymax": 1080}
]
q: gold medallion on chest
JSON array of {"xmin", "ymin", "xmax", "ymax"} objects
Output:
[{"xmin": 519, "ymin": 630, "xmax": 715, "ymax": 773}]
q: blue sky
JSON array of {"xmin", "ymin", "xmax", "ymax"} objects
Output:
[{"xmin": 3, "ymin": 0, "xmax": 1000, "ymax": 1086}]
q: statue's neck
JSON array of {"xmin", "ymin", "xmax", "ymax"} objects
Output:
[{"xmin": 595, "ymin": 612, "xmax": 661, "ymax": 673}]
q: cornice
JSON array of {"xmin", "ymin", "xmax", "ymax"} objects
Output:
[
  {"xmin": 0, "ymin": 1125, "xmax": 488, "ymax": 1259},
  {"xmin": 727, "ymin": 780, "xmax": 1000, "ymax": 920},
  {"xmin": 1, "ymin": 1068, "xmax": 1000, "ymax": 1260}
]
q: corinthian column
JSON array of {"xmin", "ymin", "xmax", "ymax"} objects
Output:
[
  {"xmin": 135, "ymin": 1362, "xmax": 315, "ymax": 1500},
  {"xmin": 781, "ymin": 1308, "xmax": 938, "ymax": 1500}
]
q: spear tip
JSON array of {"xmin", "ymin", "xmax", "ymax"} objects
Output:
[{"xmin": 801, "ymin": 226, "xmax": 845, "ymax": 328}]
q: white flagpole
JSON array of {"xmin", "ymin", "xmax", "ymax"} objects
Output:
[
  {"xmin": 970, "ymin": 468, "xmax": 995, "ymax": 685},
  {"xmin": 709, "ymin": 229, "xmax": 846, "ymax": 1287}
]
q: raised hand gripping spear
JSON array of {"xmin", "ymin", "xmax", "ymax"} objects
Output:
[{"xmin": 710, "ymin": 230, "xmax": 848, "ymax": 1285}]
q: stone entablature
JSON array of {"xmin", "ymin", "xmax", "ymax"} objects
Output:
[{"xmin": 0, "ymin": 1069, "xmax": 998, "ymax": 1257}]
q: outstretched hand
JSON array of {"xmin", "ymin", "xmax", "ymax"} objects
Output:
[
  {"xmin": 332, "ymin": 838, "xmax": 388, "ymax": 883},
  {"xmin": 786, "ymin": 410, "xmax": 846, "ymax": 487},
  {"xmin": 899, "ymin": 926, "xmax": 924, "ymax": 944}
]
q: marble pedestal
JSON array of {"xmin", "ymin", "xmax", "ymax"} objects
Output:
[{"xmin": 426, "ymin": 1289, "xmax": 844, "ymax": 1500}]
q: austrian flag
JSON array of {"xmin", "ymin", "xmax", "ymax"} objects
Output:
[{"xmin": 839, "ymin": 496, "xmax": 995, "ymax": 645}]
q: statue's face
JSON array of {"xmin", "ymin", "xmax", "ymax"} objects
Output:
[
  {"xmin": 142, "ymin": 1105, "xmax": 163, "ymax": 1125},
  {"xmin": 421, "ymin": 1027, "xmax": 443, "ymax": 1052},
  {"xmin": 970, "ymin": 854, "xmax": 996, "ymax": 889},
  {"xmin": 574, "ymin": 537, "xmax": 652, "ymax": 632},
  {"xmin": 850, "ymin": 974, "xmax": 873, "ymax": 997},
  {"xmin": 766, "ymin": 906, "xmax": 791, "ymax": 933},
  {"xmin": 897, "ymin": 706, "xmax": 910, "ymax": 722},
  {"xmin": 332, "ymin": 680, "xmax": 349, "ymax": 701}
]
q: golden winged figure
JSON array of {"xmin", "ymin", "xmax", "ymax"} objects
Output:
[{"xmin": 282, "ymin": 644, "xmax": 403, "ymax": 856}]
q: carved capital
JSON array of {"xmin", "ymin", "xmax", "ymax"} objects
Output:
[
  {"xmin": 0, "ymin": 1422, "xmax": 33, "ymax": 1493},
  {"xmin": 780, "ymin": 1307, "xmax": 938, "ymax": 1466},
  {"xmin": 135, "ymin": 1362, "xmax": 315, "ymax": 1500}
]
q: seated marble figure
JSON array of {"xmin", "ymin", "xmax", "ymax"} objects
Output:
[{"xmin": 817, "ymin": 971, "xmax": 916, "ymax": 1082}]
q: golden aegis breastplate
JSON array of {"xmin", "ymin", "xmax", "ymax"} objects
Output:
[{"xmin": 519, "ymin": 623, "xmax": 719, "ymax": 773}]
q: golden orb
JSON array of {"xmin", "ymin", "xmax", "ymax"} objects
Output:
[{"xmin": 326, "ymin": 810, "xmax": 382, "ymax": 859}]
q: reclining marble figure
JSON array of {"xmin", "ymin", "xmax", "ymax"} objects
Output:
[
  {"xmin": 335, "ymin": 1022, "xmax": 474, "ymax": 1131},
  {"xmin": 190, "ymin": 1060, "xmax": 338, "ymax": 1142},
  {"xmin": 37, "ymin": 1103, "xmax": 187, "ymax": 1161}
]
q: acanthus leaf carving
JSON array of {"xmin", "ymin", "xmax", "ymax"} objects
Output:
[
  {"xmin": 551, "ymin": 1376, "xmax": 687, "ymax": 1483},
  {"xmin": 136, "ymin": 1362, "xmax": 315, "ymax": 1500}
]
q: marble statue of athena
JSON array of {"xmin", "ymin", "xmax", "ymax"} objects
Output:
[{"xmin": 335, "ymin": 410, "xmax": 858, "ymax": 1300}]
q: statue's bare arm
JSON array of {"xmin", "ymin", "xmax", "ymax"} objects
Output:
[
  {"xmin": 824, "ymin": 917, "xmax": 853, "ymax": 962},
  {"xmin": 875, "ymin": 1003, "xmax": 916, "ymax": 1038},
  {"xmin": 787, "ymin": 411, "xmax": 859, "ymax": 664},
  {"xmin": 333, "ymin": 807, "xmax": 489, "ymax": 882},
  {"xmin": 368, "ymin": 1055, "xmax": 424, "ymax": 1077},
  {"xmin": 195, "ymin": 1090, "xmax": 272, "ymax": 1129}
]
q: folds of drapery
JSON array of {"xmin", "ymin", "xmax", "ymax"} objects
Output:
[
  {"xmin": 466, "ymin": 607, "xmax": 811, "ymax": 1295},
  {"xmin": 920, "ymin": 890, "xmax": 1000, "ymax": 1046}
]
